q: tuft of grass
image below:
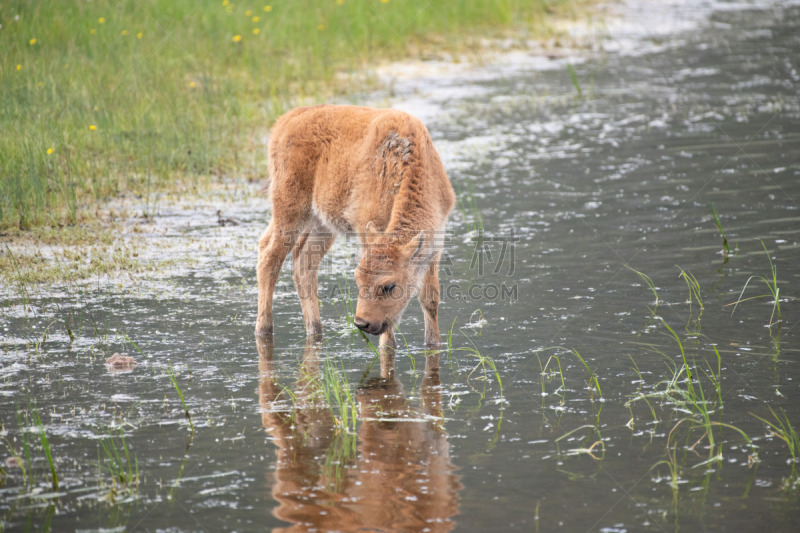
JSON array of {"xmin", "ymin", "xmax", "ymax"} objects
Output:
[
  {"xmin": 677, "ymin": 266, "xmax": 703, "ymax": 333},
  {"xmin": 455, "ymin": 329, "xmax": 503, "ymax": 399},
  {"xmin": 629, "ymin": 316, "xmax": 758, "ymax": 477},
  {"xmin": 98, "ymin": 430, "xmax": 140, "ymax": 502},
  {"xmin": 566, "ymin": 63, "xmax": 583, "ymax": 98},
  {"xmin": 536, "ymin": 352, "xmax": 566, "ymax": 397},
  {"xmin": 708, "ymin": 203, "xmax": 731, "ymax": 257},
  {"xmin": 625, "ymin": 265, "xmax": 659, "ymax": 310},
  {"xmin": 30, "ymin": 407, "xmax": 58, "ymax": 492},
  {"xmin": 458, "ymin": 181, "xmax": 484, "ymax": 234},
  {"xmin": 570, "ymin": 349, "xmax": 602, "ymax": 398},
  {"xmin": 751, "ymin": 408, "xmax": 800, "ymax": 490},
  {"xmin": 331, "ymin": 275, "xmax": 357, "ymax": 330},
  {"xmin": 677, "ymin": 267, "xmax": 703, "ymax": 315},
  {"xmin": 3, "ymin": 244, "xmax": 32, "ymax": 312},
  {"xmin": 532, "ymin": 346, "xmax": 600, "ymax": 400},
  {"xmin": 658, "ymin": 318, "xmax": 696, "ymax": 400},
  {"xmin": 627, "ymin": 355, "xmax": 659, "ymax": 424},
  {"xmin": 728, "ymin": 240, "xmax": 782, "ymax": 333},
  {"xmin": 166, "ymin": 362, "xmax": 194, "ymax": 431},
  {"xmin": 10, "ymin": 410, "xmax": 34, "ymax": 486},
  {"xmin": 319, "ymin": 356, "xmax": 359, "ymax": 434},
  {"xmin": 555, "ymin": 424, "xmax": 605, "ymax": 460}
]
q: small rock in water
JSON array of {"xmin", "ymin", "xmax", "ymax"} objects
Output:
[
  {"xmin": 105, "ymin": 353, "xmax": 138, "ymax": 370},
  {"xmin": 216, "ymin": 209, "xmax": 241, "ymax": 226},
  {"xmin": 5, "ymin": 456, "xmax": 24, "ymax": 469}
]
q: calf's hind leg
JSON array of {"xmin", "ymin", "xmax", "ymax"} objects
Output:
[{"xmin": 256, "ymin": 222, "xmax": 300, "ymax": 336}]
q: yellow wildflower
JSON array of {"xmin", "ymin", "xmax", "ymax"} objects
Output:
[
  {"xmin": 232, "ymin": 34, "xmax": 242, "ymax": 42},
  {"xmin": 137, "ymin": 32, "xmax": 143, "ymax": 39},
  {"xmin": 90, "ymin": 28, "xmax": 96, "ymax": 35},
  {"xmin": 222, "ymin": 0, "xmax": 229, "ymax": 5},
  {"xmin": 121, "ymin": 30, "xmax": 128, "ymax": 36},
  {"xmin": 98, "ymin": 17, "xmax": 106, "ymax": 24},
  {"xmin": 47, "ymin": 148, "xmax": 54, "ymax": 155},
  {"xmin": 245, "ymin": 10, "xmax": 252, "ymax": 16},
  {"xmin": 253, "ymin": 28, "xmax": 260, "ymax": 35},
  {"xmin": 337, "ymin": 0, "xmax": 344, "ymax": 4},
  {"xmin": 252, "ymin": 16, "xmax": 260, "ymax": 22},
  {"xmin": 29, "ymin": 38, "xmax": 37, "ymax": 45},
  {"xmin": 317, "ymin": 24, "xmax": 325, "ymax": 31},
  {"xmin": 89, "ymin": 125, "xmax": 97, "ymax": 131},
  {"xmin": 189, "ymin": 81, "xmax": 196, "ymax": 88},
  {"xmin": 264, "ymin": 5, "xmax": 272, "ymax": 12},
  {"xmin": 16, "ymin": 64, "xmax": 21, "ymax": 71}
]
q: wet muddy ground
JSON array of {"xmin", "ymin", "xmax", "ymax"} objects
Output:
[{"xmin": 2, "ymin": 0, "xmax": 800, "ymax": 531}]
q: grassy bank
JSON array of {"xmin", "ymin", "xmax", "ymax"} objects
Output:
[{"xmin": 1, "ymin": 0, "xmax": 573, "ymax": 231}]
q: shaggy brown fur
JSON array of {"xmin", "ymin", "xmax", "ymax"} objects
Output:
[{"xmin": 256, "ymin": 105, "xmax": 455, "ymax": 346}]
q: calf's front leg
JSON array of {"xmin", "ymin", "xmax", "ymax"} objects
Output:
[
  {"xmin": 419, "ymin": 254, "xmax": 443, "ymax": 346},
  {"xmin": 292, "ymin": 222, "xmax": 336, "ymax": 337}
]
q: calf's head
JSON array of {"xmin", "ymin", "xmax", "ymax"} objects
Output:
[{"xmin": 353, "ymin": 223, "xmax": 427, "ymax": 336}]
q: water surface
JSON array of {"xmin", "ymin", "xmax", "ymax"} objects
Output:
[{"xmin": 2, "ymin": 1, "xmax": 799, "ymax": 531}]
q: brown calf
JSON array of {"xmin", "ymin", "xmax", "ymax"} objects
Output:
[{"xmin": 256, "ymin": 105, "xmax": 455, "ymax": 346}]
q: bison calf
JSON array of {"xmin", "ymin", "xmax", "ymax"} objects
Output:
[{"xmin": 256, "ymin": 105, "xmax": 455, "ymax": 346}]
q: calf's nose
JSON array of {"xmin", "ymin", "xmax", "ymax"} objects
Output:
[{"xmin": 353, "ymin": 317, "xmax": 370, "ymax": 331}]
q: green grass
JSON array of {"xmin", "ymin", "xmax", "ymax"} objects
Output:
[
  {"xmin": 3, "ymin": 407, "xmax": 59, "ymax": 492},
  {"xmin": 444, "ymin": 323, "xmax": 503, "ymax": 399},
  {"xmin": 30, "ymin": 407, "xmax": 59, "ymax": 492},
  {"xmin": 570, "ymin": 348, "xmax": 602, "ymax": 398},
  {"xmin": 677, "ymin": 266, "xmax": 703, "ymax": 322},
  {"xmin": 98, "ymin": 430, "xmax": 140, "ymax": 502},
  {"xmin": 728, "ymin": 240, "xmax": 782, "ymax": 333},
  {"xmin": 167, "ymin": 362, "xmax": 194, "ymax": 431},
  {"xmin": 628, "ymin": 323, "xmax": 758, "ymax": 488},
  {"xmin": 1, "ymin": 0, "xmax": 570, "ymax": 230},
  {"xmin": 751, "ymin": 408, "xmax": 800, "ymax": 490},
  {"xmin": 555, "ymin": 424, "xmax": 605, "ymax": 459},
  {"xmin": 536, "ymin": 352, "xmax": 566, "ymax": 397},
  {"xmin": 708, "ymin": 203, "xmax": 731, "ymax": 257},
  {"xmin": 457, "ymin": 181, "xmax": 484, "ymax": 234},
  {"xmin": 625, "ymin": 264, "xmax": 659, "ymax": 311},
  {"xmin": 566, "ymin": 63, "xmax": 582, "ymax": 98},
  {"xmin": 319, "ymin": 355, "xmax": 359, "ymax": 434},
  {"xmin": 624, "ymin": 278, "xmax": 762, "ymax": 486}
]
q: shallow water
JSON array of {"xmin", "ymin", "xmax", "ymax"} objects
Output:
[{"xmin": 3, "ymin": 1, "xmax": 800, "ymax": 531}]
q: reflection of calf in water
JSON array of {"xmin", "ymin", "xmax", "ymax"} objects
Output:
[{"xmin": 257, "ymin": 336, "xmax": 461, "ymax": 532}]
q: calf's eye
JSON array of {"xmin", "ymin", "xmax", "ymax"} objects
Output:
[{"xmin": 381, "ymin": 282, "xmax": 397, "ymax": 296}]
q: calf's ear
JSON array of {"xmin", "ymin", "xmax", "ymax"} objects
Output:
[{"xmin": 404, "ymin": 230, "xmax": 425, "ymax": 261}]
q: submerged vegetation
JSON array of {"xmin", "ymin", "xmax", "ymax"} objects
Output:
[
  {"xmin": 622, "ymin": 239, "xmax": 796, "ymax": 501},
  {"xmin": 97, "ymin": 431, "xmax": 140, "ymax": 503},
  {"xmin": 1, "ymin": 0, "xmax": 576, "ymax": 231},
  {"xmin": 167, "ymin": 362, "xmax": 194, "ymax": 431},
  {"xmin": 3, "ymin": 407, "xmax": 59, "ymax": 493}
]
